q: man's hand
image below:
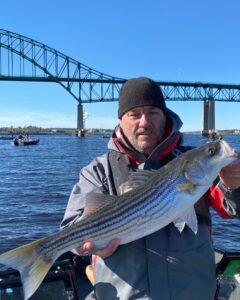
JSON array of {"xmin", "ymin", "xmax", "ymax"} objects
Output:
[
  {"xmin": 76, "ymin": 239, "xmax": 120, "ymax": 258},
  {"xmin": 219, "ymin": 159, "xmax": 240, "ymax": 189}
]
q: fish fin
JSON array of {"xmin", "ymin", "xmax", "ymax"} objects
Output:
[
  {"xmin": 176, "ymin": 182, "xmax": 196, "ymax": 194},
  {"xmin": 173, "ymin": 219, "xmax": 186, "ymax": 233},
  {"xmin": 82, "ymin": 192, "xmax": 116, "ymax": 218},
  {"xmin": 118, "ymin": 182, "xmax": 134, "ymax": 194},
  {"xmin": 174, "ymin": 207, "xmax": 198, "ymax": 234},
  {"xmin": 0, "ymin": 238, "xmax": 54, "ymax": 300},
  {"xmin": 119, "ymin": 169, "xmax": 158, "ymax": 194}
]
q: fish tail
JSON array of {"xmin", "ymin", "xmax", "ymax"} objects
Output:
[{"xmin": 0, "ymin": 238, "xmax": 54, "ymax": 300}]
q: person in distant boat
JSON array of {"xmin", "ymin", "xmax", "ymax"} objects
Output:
[
  {"xmin": 209, "ymin": 133, "xmax": 214, "ymax": 140},
  {"xmin": 61, "ymin": 77, "xmax": 240, "ymax": 300},
  {"xmin": 209, "ymin": 132, "xmax": 218, "ymax": 141}
]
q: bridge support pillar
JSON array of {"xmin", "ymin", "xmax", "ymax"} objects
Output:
[
  {"xmin": 76, "ymin": 103, "xmax": 85, "ymax": 137},
  {"xmin": 201, "ymin": 99, "xmax": 215, "ymax": 137}
]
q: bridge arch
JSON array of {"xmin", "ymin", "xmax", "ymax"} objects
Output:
[{"xmin": 0, "ymin": 28, "xmax": 125, "ymax": 103}]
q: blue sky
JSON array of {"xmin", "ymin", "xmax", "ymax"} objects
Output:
[{"xmin": 0, "ymin": 0, "xmax": 240, "ymax": 131}]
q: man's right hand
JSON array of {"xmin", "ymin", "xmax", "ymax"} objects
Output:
[{"xmin": 76, "ymin": 239, "xmax": 120, "ymax": 258}]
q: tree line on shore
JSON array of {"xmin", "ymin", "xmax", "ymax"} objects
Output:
[
  {"xmin": 0, "ymin": 126, "xmax": 239, "ymax": 136},
  {"xmin": 0, "ymin": 126, "xmax": 114, "ymax": 135}
]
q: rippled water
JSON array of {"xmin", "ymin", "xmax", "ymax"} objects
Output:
[{"xmin": 0, "ymin": 133, "xmax": 239, "ymax": 255}]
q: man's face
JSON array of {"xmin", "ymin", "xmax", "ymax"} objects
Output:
[{"xmin": 119, "ymin": 106, "xmax": 166, "ymax": 156}]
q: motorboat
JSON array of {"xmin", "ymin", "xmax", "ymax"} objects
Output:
[{"xmin": 11, "ymin": 135, "xmax": 40, "ymax": 146}]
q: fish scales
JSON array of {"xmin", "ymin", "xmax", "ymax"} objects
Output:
[
  {"xmin": 37, "ymin": 165, "xmax": 190, "ymax": 260},
  {"xmin": 40, "ymin": 173, "xmax": 182, "ymax": 259}
]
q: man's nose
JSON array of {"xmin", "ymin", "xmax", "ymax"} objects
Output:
[{"xmin": 139, "ymin": 114, "xmax": 150, "ymax": 126}]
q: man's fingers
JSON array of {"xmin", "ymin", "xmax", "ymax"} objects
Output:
[
  {"xmin": 76, "ymin": 239, "xmax": 120, "ymax": 257},
  {"xmin": 76, "ymin": 241, "xmax": 94, "ymax": 255},
  {"xmin": 220, "ymin": 159, "xmax": 240, "ymax": 189},
  {"xmin": 95, "ymin": 239, "xmax": 120, "ymax": 258}
]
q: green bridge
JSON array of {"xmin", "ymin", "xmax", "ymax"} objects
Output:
[{"xmin": 1, "ymin": 28, "xmax": 240, "ymax": 135}]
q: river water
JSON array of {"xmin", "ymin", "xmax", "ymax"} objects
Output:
[{"xmin": 0, "ymin": 133, "xmax": 239, "ymax": 256}]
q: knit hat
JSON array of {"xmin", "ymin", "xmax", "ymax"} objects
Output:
[{"xmin": 118, "ymin": 77, "xmax": 167, "ymax": 118}]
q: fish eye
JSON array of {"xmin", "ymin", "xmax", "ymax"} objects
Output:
[{"xmin": 208, "ymin": 147, "xmax": 216, "ymax": 156}]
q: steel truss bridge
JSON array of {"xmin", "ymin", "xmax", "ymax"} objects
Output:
[{"xmin": 0, "ymin": 28, "xmax": 240, "ymax": 133}]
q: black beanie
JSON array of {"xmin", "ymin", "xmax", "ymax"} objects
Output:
[{"xmin": 118, "ymin": 77, "xmax": 167, "ymax": 118}]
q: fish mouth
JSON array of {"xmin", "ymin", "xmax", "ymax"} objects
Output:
[{"xmin": 220, "ymin": 140, "xmax": 238, "ymax": 159}]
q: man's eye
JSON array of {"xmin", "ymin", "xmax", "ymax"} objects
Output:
[
  {"xmin": 150, "ymin": 111, "xmax": 158, "ymax": 114},
  {"xmin": 129, "ymin": 114, "xmax": 139, "ymax": 118}
]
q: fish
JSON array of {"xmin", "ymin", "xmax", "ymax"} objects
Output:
[{"xmin": 0, "ymin": 140, "xmax": 238, "ymax": 300}]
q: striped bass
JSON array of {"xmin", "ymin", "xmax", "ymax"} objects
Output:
[{"xmin": 0, "ymin": 140, "xmax": 238, "ymax": 300}]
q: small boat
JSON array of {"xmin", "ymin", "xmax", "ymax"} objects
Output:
[
  {"xmin": 208, "ymin": 133, "xmax": 223, "ymax": 142},
  {"xmin": 11, "ymin": 135, "xmax": 40, "ymax": 146}
]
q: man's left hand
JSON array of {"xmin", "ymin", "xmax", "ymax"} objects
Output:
[{"xmin": 220, "ymin": 159, "xmax": 240, "ymax": 189}]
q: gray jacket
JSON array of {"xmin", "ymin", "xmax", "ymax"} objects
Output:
[{"xmin": 61, "ymin": 110, "xmax": 239, "ymax": 300}]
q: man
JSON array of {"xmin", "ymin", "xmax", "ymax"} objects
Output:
[{"xmin": 61, "ymin": 77, "xmax": 240, "ymax": 300}]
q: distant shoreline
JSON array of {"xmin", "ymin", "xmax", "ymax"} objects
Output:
[
  {"xmin": 0, "ymin": 126, "xmax": 113, "ymax": 136},
  {"xmin": 0, "ymin": 127, "xmax": 239, "ymax": 136}
]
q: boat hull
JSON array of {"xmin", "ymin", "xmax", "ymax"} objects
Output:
[{"xmin": 11, "ymin": 138, "xmax": 40, "ymax": 146}]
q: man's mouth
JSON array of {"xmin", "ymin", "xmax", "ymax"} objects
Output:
[
  {"xmin": 137, "ymin": 130, "xmax": 153, "ymax": 136},
  {"xmin": 137, "ymin": 132, "xmax": 153, "ymax": 139}
]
